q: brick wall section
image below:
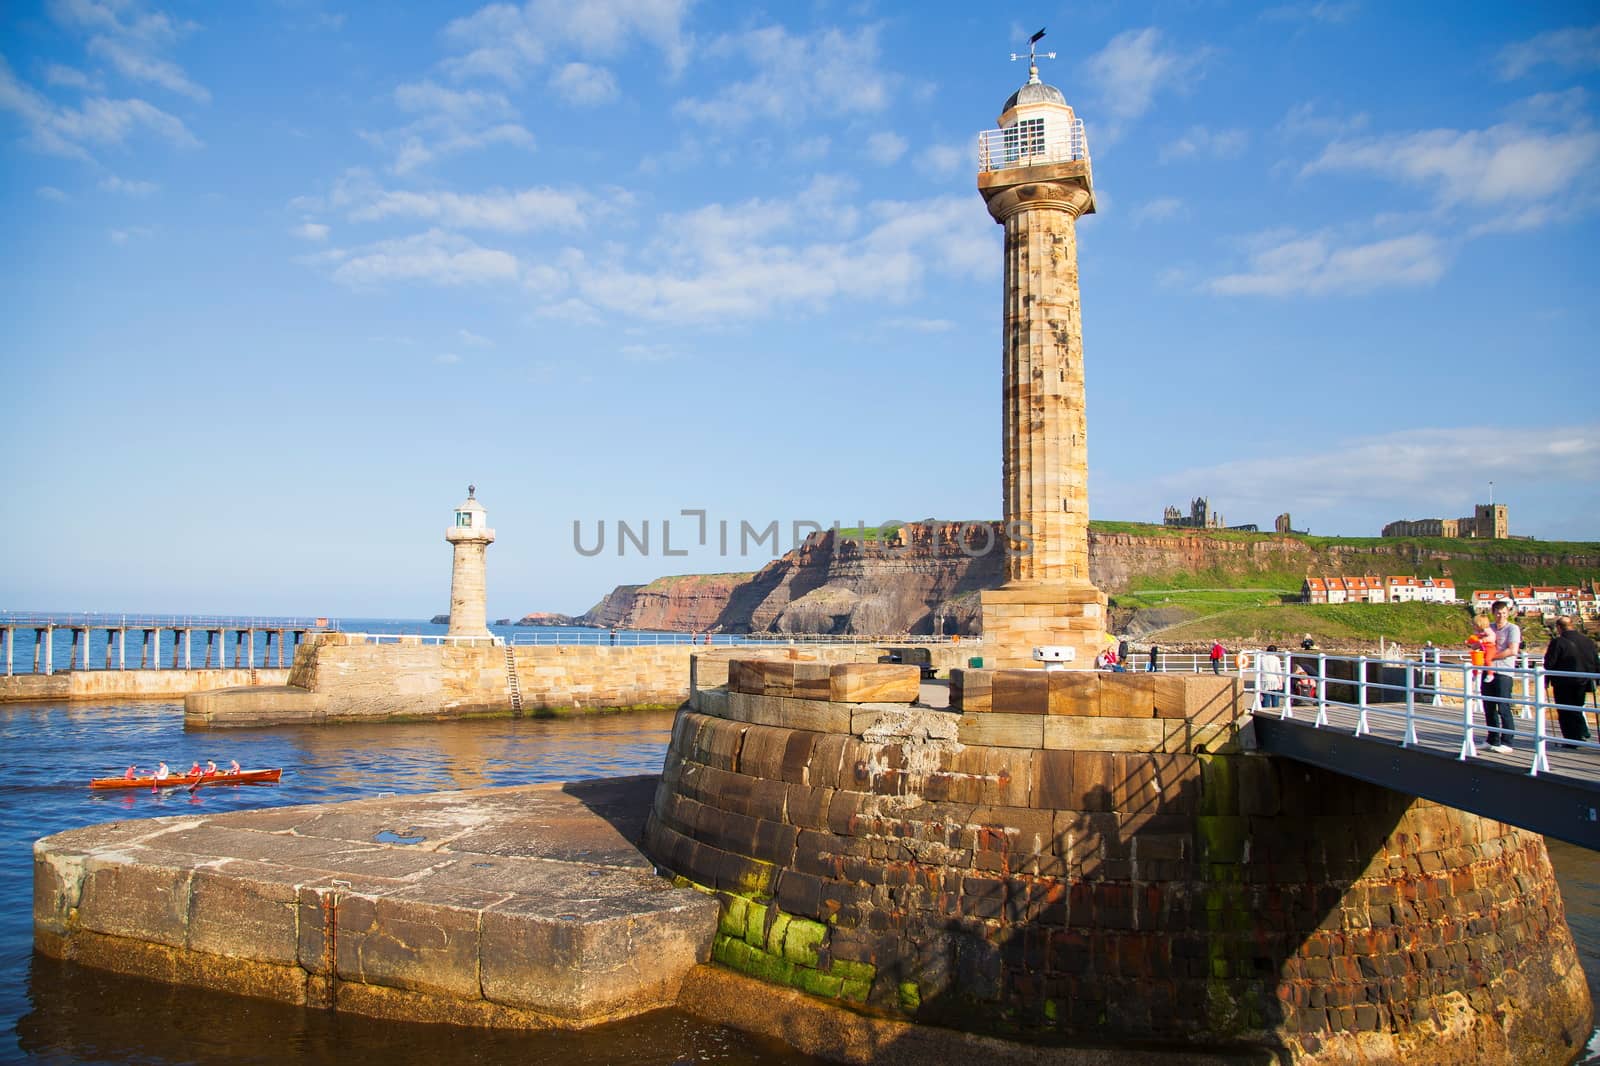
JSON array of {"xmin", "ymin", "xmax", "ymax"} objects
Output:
[{"xmin": 643, "ymin": 661, "xmax": 1591, "ymax": 1063}]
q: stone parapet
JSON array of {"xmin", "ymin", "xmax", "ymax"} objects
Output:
[
  {"xmin": 643, "ymin": 671, "xmax": 1591, "ymax": 1062},
  {"xmin": 0, "ymin": 668, "xmax": 288, "ymax": 705}
]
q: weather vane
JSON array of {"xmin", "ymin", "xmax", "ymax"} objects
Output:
[
  {"xmin": 1010, "ymin": 27, "xmax": 1056, "ymax": 75},
  {"xmin": 468, "ymin": 483, "xmax": 476, "ymax": 499}
]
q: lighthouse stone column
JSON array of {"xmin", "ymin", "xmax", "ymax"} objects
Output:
[
  {"xmin": 976, "ymin": 63, "xmax": 1107, "ymax": 670},
  {"xmin": 445, "ymin": 486, "xmax": 496, "ymax": 642}
]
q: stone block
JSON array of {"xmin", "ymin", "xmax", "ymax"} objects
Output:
[
  {"xmin": 958, "ymin": 712, "xmax": 1044, "ymax": 749},
  {"xmin": 76, "ymin": 858, "xmax": 194, "ymax": 949},
  {"xmin": 792, "ymin": 663, "xmax": 832, "ymax": 701},
  {"xmin": 1044, "ymin": 716, "xmax": 1167, "ymax": 752},
  {"xmin": 829, "ymin": 664, "xmax": 919, "ymax": 704},
  {"xmin": 1047, "ymin": 672, "xmax": 1101, "ymax": 716},
  {"xmin": 479, "ymin": 890, "xmax": 717, "ymax": 1022},
  {"xmin": 949, "ymin": 669, "xmax": 993, "ymax": 713},
  {"xmin": 992, "ymin": 670, "xmax": 1049, "ymax": 714},
  {"xmin": 1099, "ymin": 674, "xmax": 1157, "ymax": 719},
  {"xmin": 1031, "ymin": 749, "xmax": 1077, "ymax": 810},
  {"xmin": 186, "ymin": 866, "xmax": 301, "ymax": 965}
]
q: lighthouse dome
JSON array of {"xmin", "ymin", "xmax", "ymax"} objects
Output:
[{"xmin": 1003, "ymin": 79, "xmax": 1066, "ymax": 112}]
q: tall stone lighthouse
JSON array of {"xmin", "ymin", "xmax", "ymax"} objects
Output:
[
  {"xmin": 445, "ymin": 485, "xmax": 495, "ymax": 641},
  {"xmin": 977, "ymin": 35, "xmax": 1107, "ymax": 670}
]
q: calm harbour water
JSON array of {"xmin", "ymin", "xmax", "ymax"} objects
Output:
[{"xmin": 4, "ymin": 696, "xmax": 1600, "ymax": 1064}]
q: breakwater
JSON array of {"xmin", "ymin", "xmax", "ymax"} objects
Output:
[
  {"xmin": 184, "ymin": 635, "xmax": 973, "ymax": 727},
  {"xmin": 643, "ymin": 661, "xmax": 1592, "ymax": 1063},
  {"xmin": 1, "ymin": 668, "xmax": 289, "ymax": 703}
]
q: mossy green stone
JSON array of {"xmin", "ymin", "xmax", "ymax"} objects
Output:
[
  {"xmin": 840, "ymin": 978, "xmax": 871, "ymax": 1003},
  {"xmin": 747, "ymin": 947, "xmax": 796, "ymax": 986},
  {"xmin": 898, "ymin": 981, "xmax": 921, "ymax": 1011},
  {"xmin": 744, "ymin": 901, "xmax": 768, "ymax": 947},
  {"xmin": 797, "ymin": 968, "xmax": 844, "ymax": 998},
  {"xmin": 720, "ymin": 896, "xmax": 748, "ymax": 939},
  {"xmin": 766, "ymin": 911, "xmax": 791, "ymax": 955},
  {"xmin": 829, "ymin": 958, "xmax": 875, "ymax": 983},
  {"xmin": 782, "ymin": 917, "xmax": 827, "ymax": 966},
  {"xmin": 1043, "ymin": 998, "xmax": 1058, "ymax": 1022},
  {"xmin": 1197, "ymin": 754, "xmax": 1236, "ymax": 817}
]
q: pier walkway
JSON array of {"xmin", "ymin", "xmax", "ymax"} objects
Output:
[
  {"xmin": 0, "ymin": 613, "xmax": 336, "ymax": 676},
  {"xmin": 1245, "ymin": 651, "xmax": 1600, "ymax": 849}
]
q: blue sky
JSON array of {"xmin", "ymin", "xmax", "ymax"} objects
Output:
[{"xmin": 2, "ymin": 1, "xmax": 1597, "ymax": 620}]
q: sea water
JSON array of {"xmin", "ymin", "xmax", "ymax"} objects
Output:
[{"xmin": 4, "ymin": 695, "xmax": 1600, "ymax": 1063}]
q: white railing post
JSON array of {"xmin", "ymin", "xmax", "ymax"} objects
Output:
[
  {"xmin": 1532, "ymin": 661, "xmax": 1549, "ymax": 776},
  {"xmin": 1250, "ymin": 653, "xmax": 1263, "ymax": 713},
  {"xmin": 1354, "ymin": 655, "xmax": 1369, "ymax": 737},
  {"xmin": 1459, "ymin": 661, "xmax": 1479, "ymax": 760},
  {"xmin": 1516, "ymin": 653, "xmax": 1533, "ymax": 720},
  {"xmin": 1403, "ymin": 660, "xmax": 1418, "ymax": 747},
  {"xmin": 1314, "ymin": 653, "xmax": 1328, "ymax": 728}
]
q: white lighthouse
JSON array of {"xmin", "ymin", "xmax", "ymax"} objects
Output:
[{"xmin": 445, "ymin": 485, "xmax": 495, "ymax": 640}]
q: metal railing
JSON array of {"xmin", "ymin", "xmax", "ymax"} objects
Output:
[
  {"xmin": 0, "ymin": 612, "xmax": 338, "ymax": 629},
  {"xmin": 977, "ymin": 119, "xmax": 1088, "ymax": 172},
  {"xmin": 504, "ymin": 632, "xmax": 963, "ymax": 648},
  {"xmin": 1246, "ymin": 648, "xmax": 1600, "ymax": 778}
]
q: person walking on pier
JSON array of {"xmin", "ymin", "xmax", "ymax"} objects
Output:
[
  {"xmin": 1257, "ymin": 645, "xmax": 1287, "ymax": 710},
  {"xmin": 1481, "ymin": 601, "xmax": 1521, "ymax": 753},
  {"xmin": 1147, "ymin": 645, "xmax": 1159, "ymax": 672},
  {"xmin": 1209, "ymin": 641, "xmax": 1225, "ymax": 675},
  {"xmin": 1546, "ymin": 617, "xmax": 1599, "ymax": 745}
]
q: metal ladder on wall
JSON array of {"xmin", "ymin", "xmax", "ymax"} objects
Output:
[{"xmin": 504, "ymin": 644, "xmax": 524, "ymax": 714}]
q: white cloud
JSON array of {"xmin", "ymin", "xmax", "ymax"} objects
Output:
[
  {"xmin": 435, "ymin": 352, "xmax": 462, "ymax": 365},
  {"xmin": 549, "ymin": 62, "xmax": 619, "ymax": 105},
  {"xmin": 541, "ymin": 184, "xmax": 993, "ymax": 324},
  {"xmin": 1160, "ymin": 126, "xmax": 1247, "ymax": 162},
  {"xmin": 1209, "ymin": 232, "xmax": 1446, "ymax": 295},
  {"xmin": 0, "ymin": 60, "xmax": 200, "ymax": 158},
  {"xmin": 1498, "ymin": 24, "xmax": 1600, "ymax": 80},
  {"xmin": 883, "ymin": 317, "xmax": 954, "ymax": 333},
  {"xmin": 1124, "ymin": 425, "xmax": 1600, "ymax": 530},
  {"xmin": 37, "ymin": 185, "xmax": 69, "ymax": 201},
  {"xmin": 791, "ymin": 135, "xmax": 830, "ymax": 162},
  {"xmin": 676, "ymin": 25, "xmax": 893, "ymax": 127},
  {"xmin": 108, "ymin": 225, "xmax": 154, "ymax": 243},
  {"xmin": 50, "ymin": 0, "xmax": 209, "ymax": 101},
  {"xmin": 1279, "ymin": 102, "xmax": 1369, "ymax": 139},
  {"xmin": 346, "ymin": 183, "xmax": 608, "ymax": 232},
  {"xmin": 441, "ymin": 0, "xmax": 692, "ymax": 84},
  {"xmin": 330, "ymin": 229, "xmax": 520, "ymax": 287},
  {"xmin": 1134, "ymin": 197, "xmax": 1185, "ymax": 224},
  {"xmin": 100, "ymin": 175, "xmax": 158, "ymax": 195},
  {"xmin": 865, "ymin": 130, "xmax": 907, "ymax": 165},
  {"xmin": 1083, "ymin": 28, "xmax": 1209, "ymax": 141},
  {"xmin": 45, "ymin": 64, "xmax": 97, "ymax": 90},
  {"xmin": 87, "ymin": 35, "xmax": 209, "ymax": 101},
  {"xmin": 916, "ymin": 142, "xmax": 967, "ymax": 178},
  {"xmin": 1302, "ymin": 122, "xmax": 1600, "ymax": 211},
  {"xmin": 293, "ymin": 222, "xmax": 330, "ymax": 241},
  {"xmin": 373, "ymin": 80, "xmax": 535, "ymax": 172},
  {"xmin": 458, "ymin": 328, "xmax": 493, "ymax": 346}
]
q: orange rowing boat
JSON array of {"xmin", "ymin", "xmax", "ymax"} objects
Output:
[{"xmin": 89, "ymin": 768, "xmax": 283, "ymax": 790}]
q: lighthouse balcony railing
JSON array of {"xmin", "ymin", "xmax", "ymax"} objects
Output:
[{"xmin": 978, "ymin": 121, "xmax": 1089, "ymax": 172}]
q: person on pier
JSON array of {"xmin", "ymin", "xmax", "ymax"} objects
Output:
[
  {"xmin": 1546, "ymin": 616, "xmax": 1599, "ymax": 745},
  {"xmin": 1481, "ymin": 601, "xmax": 1521, "ymax": 754}
]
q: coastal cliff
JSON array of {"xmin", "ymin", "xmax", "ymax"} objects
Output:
[{"xmin": 569, "ymin": 523, "xmax": 1600, "ymax": 636}]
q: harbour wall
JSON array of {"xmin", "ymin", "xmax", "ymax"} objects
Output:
[
  {"xmin": 0, "ymin": 669, "xmax": 287, "ymax": 704},
  {"xmin": 643, "ymin": 661, "xmax": 1592, "ymax": 1064},
  {"xmin": 184, "ymin": 636, "xmax": 970, "ymax": 727}
]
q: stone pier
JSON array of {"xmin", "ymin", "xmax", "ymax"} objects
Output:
[
  {"xmin": 642, "ymin": 660, "xmax": 1592, "ymax": 1064},
  {"xmin": 34, "ymin": 777, "xmax": 717, "ymax": 1029}
]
